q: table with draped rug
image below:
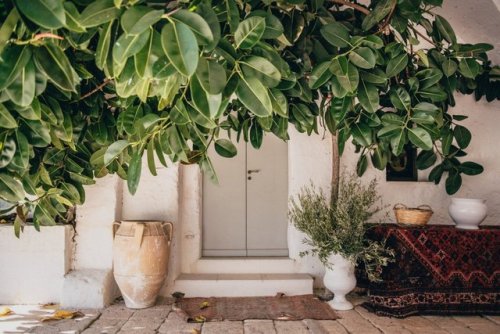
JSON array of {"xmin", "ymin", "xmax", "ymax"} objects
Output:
[{"xmin": 356, "ymin": 224, "xmax": 500, "ymax": 318}]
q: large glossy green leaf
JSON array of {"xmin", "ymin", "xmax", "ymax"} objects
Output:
[
  {"xmin": 186, "ymin": 101, "xmax": 216, "ymax": 129},
  {"xmin": 386, "ymin": 53, "xmax": 408, "ymax": 78},
  {"xmin": 5, "ymin": 59, "xmax": 36, "ymax": 107},
  {"xmin": 113, "ymin": 29, "xmax": 150, "ymax": 65},
  {"xmin": 104, "ymin": 140, "xmax": 129, "ymax": 166},
  {"xmin": 0, "ymin": 45, "xmax": 32, "ymax": 91},
  {"xmin": 330, "ymin": 57, "xmax": 359, "ymax": 93},
  {"xmin": 408, "ymin": 127, "xmax": 433, "ymax": 150},
  {"xmin": 269, "ymin": 89, "xmax": 288, "ymax": 118},
  {"xmin": 134, "ymin": 30, "xmax": 154, "ymax": 77},
  {"xmin": 223, "ymin": 0, "xmax": 240, "ymax": 33},
  {"xmin": 240, "ymin": 56, "xmax": 281, "ymax": 88},
  {"xmin": 22, "ymin": 119, "xmax": 51, "ymax": 147},
  {"xmin": 9, "ymin": 131, "xmax": 29, "ymax": 172},
  {"xmin": 196, "ymin": 3, "xmax": 220, "ymax": 51},
  {"xmin": 14, "ymin": 0, "xmax": 65, "ymax": 29},
  {"xmin": 459, "ymin": 162, "xmax": 483, "ymax": 175},
  {"xmin": 236, "ymin": 74, "xmax": 272, "ymax": 117},
  {"xmin": 390, "ymin": 128, "xmax": 407, "ymax": 156},
  {"xmin": 454, "ymin": 125, "xmax": 471, "ymax": 149},
  {"xmin": 80, "ymin": 0, "xmax": 120, "ymax": 28},
  {"xmin": 95, "ymin": 20, "xmax": 113, "ymax": 70},
  {"xmin": 33, "ymin": 43, "xmax": 76, "ymax": 92},
  {"xmin": 416, "ymin": 150, "xmax": 437, "ymax": 170},
  {"xmin": 418, "ymin": 86, "xmax": 448, "ymax": 102},
  {"xmin": 250, "ymin": 11, "xmax": 284, "ymax": 39},
  {"xmin": 161, "ymin": 22, "xmax": 199, "ymax": 77},
  {"xmin": 215, "ymin": 139, "xmax": 237, "ymax": 158},
  {"xmin": 308, "ymin": 61, "xmax": 332, "ymax": 89},
  {"xmin": 0, "ymin": 8, "xmax": 20, "ymax": 54},
  {"xmin": 0, "ymin": 137, "xmax": 16, "ymax": 168},
  {"xmin": 195, "ymin": 58, "xmax": 226, "ymax": 95},
  {"xmin": 0, "ymin": 173, "xmax": 24, "ymax": 202},
  {"xmin": 390, "ymin": 87, "xmax": 411, "ymax": 111},
  {"xmin": 0, "ymin": 104, "xmax": 17, "ymax": 129},
  {"xmin": 442, "ymin": 59, "xmax": 458, "ymax": 77},
  {"xmin": 351, "ymin": 122, "xmax": 372, "ymax": 146},
  {"xmin": 435, "ymin": 15, "xmax": 456, "ymax": 44},
  {"xmin": 349, "ymin": 47, "xmax": 376, "ymax": 69},
  {"xmin": 362, "ymin": 0, "xmax": 393, "ymax": 31},
  {"xmin": 360, "ymin": 68, "xmax": 387, "ymax": 84},
  {"xmin": 357, "ymin": 80, "xmax": 379, "ymax": 113},
  {"xmin": 445, "ymin": 170, "xmax": 461, "ymax": 195},
  {"xmin": 320, "ymin": 22, "xmax": 350, "ymax": 48},
  {"xmin": 170, "ymin": 10, "xmax": 213, "ymax": 46},
  {"xmin": 64, "ymin": 2, "xmax": 86, "ymax": 33},
  {"xmin": 234, "ymin": 17, "xmax": 266, "ymax": 49},
  {"xmin": 416, "ymin": 68, "xmax": 443, "ymax": 89},
  {"xmin": 458, "ymin": 58, "xmax": 480, "ymax": 79},
  {"xmin": 127, "ymin": 151, "xmax": 142, "ymax": 195},
  {"xmin": 121, "ymin": 6, "xmax": 163, "ymax": 35},
  {"xmin": 190, "ymin": 75, "xmax": 221, "ymax": 120}
]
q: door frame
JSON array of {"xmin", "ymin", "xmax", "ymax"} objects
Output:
[{"xmin": 177, "ymin": 143, "xmax": 296, "ymax": 274}]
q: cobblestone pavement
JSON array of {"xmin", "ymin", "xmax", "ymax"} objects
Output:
[{"xmin": 1, "ymin": 298, "xmax": 499, "ymax": 334}]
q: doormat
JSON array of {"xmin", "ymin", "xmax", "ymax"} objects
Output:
[{"xmin": 176, "ymin": 294, "xmax": 339, "ymax": 322}]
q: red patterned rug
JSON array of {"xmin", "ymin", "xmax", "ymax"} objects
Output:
[{"xmin": 177, "ymin": 295, "xmax": 339, "ymax": 322}]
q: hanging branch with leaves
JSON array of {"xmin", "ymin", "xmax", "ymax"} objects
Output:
[{"xmin": 0, "ymin": 0, "xmax": 498, "ymax": 236}]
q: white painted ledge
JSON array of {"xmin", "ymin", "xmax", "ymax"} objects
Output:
[{"xmin": 171, "ymin": 273, "xmax": 313, "ymax": 297}]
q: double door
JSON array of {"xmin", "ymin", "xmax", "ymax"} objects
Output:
[{"xmin": 202, "ymin": 134, "xmax": 288, "ymax": 257}]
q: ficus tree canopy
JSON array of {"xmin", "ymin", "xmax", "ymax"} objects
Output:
[{"xmin": 0, "ymin": 0, "xmax": 498, "ymax": 236}]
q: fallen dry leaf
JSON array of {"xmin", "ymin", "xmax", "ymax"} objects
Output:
[
  {"xmin": 191, "ymin": 329, "xmax": 201, "ymax": 334},
  {"xmin": 41, "ymin": 303, "xmax": 59, "ymax": 309},
  {"xmin": 40, "ymin": 310, "xmax": 84, "ymax": 322},
  {"xmin": 0, "ymin": 307, "xmax": 13, "ymax": 317},
  {"xmin": 199, "ymin": 301, "xmax": 210, "ymax": 310},
  {"xmin": 193, "ymin": 315, "xmax": 206, "ymax": 323}
]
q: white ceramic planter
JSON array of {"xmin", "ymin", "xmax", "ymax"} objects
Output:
[
  {"xmin": 448, "ymin": 198, "xmax": 487, "ymax": 230},
  {"xmin": 323, "ymin": 253, "xmax": 356, "ymax": 311}
]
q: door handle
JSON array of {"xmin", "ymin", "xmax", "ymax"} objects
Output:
[{"xmin": 247, "ymin": 169, "xmax": 261, "ymax": 174}]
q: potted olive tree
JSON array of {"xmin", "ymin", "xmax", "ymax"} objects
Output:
[{"xmin": 290, "ymin": 174, "xmax": 394, "ymax": 310}]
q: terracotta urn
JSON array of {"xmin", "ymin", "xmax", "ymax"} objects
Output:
[
  {"xmin": 448, "ymin": 198, "xmax": 487, "ymax": 230},
  {"xmin": 323, "ymin": 253, "xmax": 356, "ymax": 311},
  {"xmin": 113, "ymin": 220, "xmax": 173, "ymax": 309}
]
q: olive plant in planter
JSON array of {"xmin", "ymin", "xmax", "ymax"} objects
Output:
[
  {"xmin": 290, "ymin": 174, "xmax": 394, "ymax": 310},
  {"xmin": 0, "ymin": 0, "xmax": 498, "ymax": 235}
]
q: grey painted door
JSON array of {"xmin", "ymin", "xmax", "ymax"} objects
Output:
[{"xmin": 202, "ymin": 134, "xmax": 288, "ymax": 257}]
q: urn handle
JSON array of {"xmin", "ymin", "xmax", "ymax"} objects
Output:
[
  {"xmin": 112, "ymin": 221, "xmax": 121, "ymax": 238},
  {"xmin": 162, "ymin": 222, "xmax": 173, "ymax": 244}
]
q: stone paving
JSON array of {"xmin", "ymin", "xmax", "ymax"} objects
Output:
[{"xmin": 1, "ymin": 297, "xmax": 499, "ymax": 334}]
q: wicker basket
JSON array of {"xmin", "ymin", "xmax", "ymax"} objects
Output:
[{"xmin": 393, "ymin": 203, "xmax": 433, "ymax": 226}]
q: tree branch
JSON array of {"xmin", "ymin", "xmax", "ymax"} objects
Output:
[
  {"xmin": 79, "ymin": 79, "xmax": 112, "ymax": 101},
  {"xmin": 329, "ymin": 0, "xmax": 370, "ymax": 15}
]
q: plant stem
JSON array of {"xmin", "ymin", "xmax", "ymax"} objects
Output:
[
  {"xmin": 79, "ymin": 79, "xmax": 112, "ymax": 101},
  {"xmin": 329, "ymin": 0, "xmax": 370, "ymax": 15}
]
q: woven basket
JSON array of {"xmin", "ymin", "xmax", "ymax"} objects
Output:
[{"xmin": 393, "ymin": 203, "xmax": 433, "ymax": 226}]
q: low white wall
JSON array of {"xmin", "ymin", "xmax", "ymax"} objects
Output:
[{"xmin": 0, "ymin": 225, "xmax": 73, "ymax": 304}]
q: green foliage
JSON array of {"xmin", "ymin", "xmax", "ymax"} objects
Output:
[
  {"xmin": 289, "ymin": 174, "xmax": 394, "ymax": 281},
  {"xmin": 0, "ymin": 0, "xmax": 498, "ymax": 235}
]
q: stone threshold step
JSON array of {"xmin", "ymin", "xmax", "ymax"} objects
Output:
[{"xmin": 172, "ymin": 273, "xmax": 314, "ymax": 297}]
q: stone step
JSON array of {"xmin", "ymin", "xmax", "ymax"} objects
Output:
[{"xmin": 171, "ymin": 273, "xmax": 314, "ymax": 297}]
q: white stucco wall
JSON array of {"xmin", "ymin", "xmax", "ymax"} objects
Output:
[{"xmin": 3, "ymin": 0, "xmax": 494, "ymax": 305}]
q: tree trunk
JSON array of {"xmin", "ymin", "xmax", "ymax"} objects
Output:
[{"xmin": 330, "ymin": 133, "xmax": 340, "ymax": 208}]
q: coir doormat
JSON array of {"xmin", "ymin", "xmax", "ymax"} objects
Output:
[{"xmin": 177, "ymin": 294, "xmax": 339, "ymax": 322}]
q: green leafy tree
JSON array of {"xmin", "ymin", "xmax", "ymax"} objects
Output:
[{"xmin": 0, "ymin": 0, "xmax": 498, "ymax": 236}]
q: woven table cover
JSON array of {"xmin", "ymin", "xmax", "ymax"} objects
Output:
[{"xmin": 356, "ymin": 224, "xmax": 500, "ymax": 317}]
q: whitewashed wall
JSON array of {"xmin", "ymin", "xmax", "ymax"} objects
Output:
[{"xmin": 3, "ymin": 0, "xmax": 496, "ymax": 306}]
